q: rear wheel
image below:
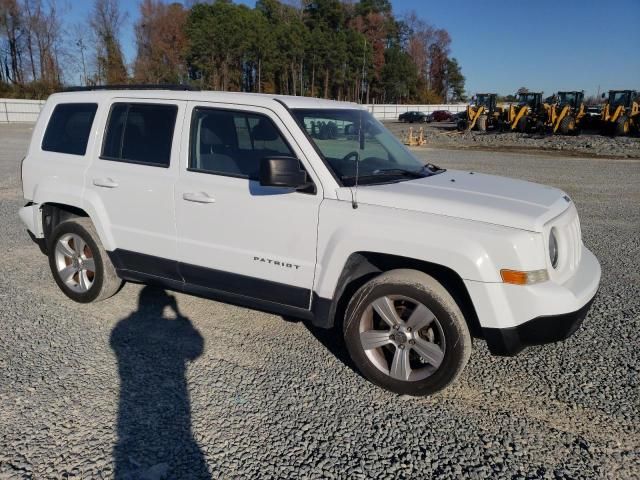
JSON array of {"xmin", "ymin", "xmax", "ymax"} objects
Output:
[
  {"xmin": 48, "ymin": 218, "xmax": 122, "ymax": 303},
  {"xmin": 615, "ymin": 115, "xmax": 630, "ymax": 136},
  {"xmin": 343, "ymin": 269, "xmax": 472, "ymax": 396},
  {"xmin": 476, "ymin": 114, "xmax": 488, "ymax": 132}
]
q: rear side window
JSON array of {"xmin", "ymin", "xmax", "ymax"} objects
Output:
[
  {"xmin": 42, "ymin": 103, "xmax": 97, "ymax": 155},
  {"xmin": 102, "ymin": 103, "xmax": 178, "ymax": 167}
]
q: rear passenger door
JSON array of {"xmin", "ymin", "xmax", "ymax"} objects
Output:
[
  {"xmin": 85, "ymin": 99, "xmax": 185, "ymax": 280},
  {"xmin": 174, "ymin": 102, "xmax": 322, "ymax": 310}
]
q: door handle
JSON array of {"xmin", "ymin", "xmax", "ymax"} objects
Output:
[
  {"xmin": 93, "ymin": 177, "xmax": 119, "ymax": 188},
  {"xmin": 183, "ymin": 192, "xmax": 216, "ymax": 204}
]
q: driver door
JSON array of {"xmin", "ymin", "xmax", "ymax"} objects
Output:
[{"xmin": 174, "ymin": 102, "xmax": 322, "ymax": 310}]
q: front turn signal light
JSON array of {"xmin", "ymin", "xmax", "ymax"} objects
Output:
[{"xmin": 500, "ymin": 269, "xmax": 549, "ymax": 285}]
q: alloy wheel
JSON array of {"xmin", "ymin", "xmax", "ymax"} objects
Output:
[
  {"xmin": 54, "ymin": 233, "xmax": 96, "ymax": 293},
  {"xmin": 358, "ymin": 295, "xmax": 446, "ymax": 382}
]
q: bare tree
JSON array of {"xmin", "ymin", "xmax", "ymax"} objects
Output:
[
  {"xmin": 134, "ymin": 0, "xmax": 188, "ymax": 83},
  {"xmin": 0, "ymin": 0, "xmax": 25, "ymax": 84},
  {"xmin": 90, "ymin": 0, "xmax": 127, "ymax": 84}
]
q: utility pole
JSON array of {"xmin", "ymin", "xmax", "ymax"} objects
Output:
[{"xmin": 360, "ymin": 38, "xmax": 367, "ymax": 104}]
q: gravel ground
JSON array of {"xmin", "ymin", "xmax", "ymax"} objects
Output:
[
  {"xmin": 384, "ymin": 121, "xmax": 640, "ymax": 159},
  {"xmin": 1, "ymin": 123, "xmax": 639, "ymax": 479}
]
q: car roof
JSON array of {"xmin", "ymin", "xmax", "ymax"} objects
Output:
[{"xmin": 47, "ymin": 89, "xmax": 361, "ymax": 110}]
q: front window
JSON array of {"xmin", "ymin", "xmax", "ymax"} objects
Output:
[
  {"xmin": 518, "ymin": 94, "xmax": 538, "ymax": 107},
  {"xmin": 293, "ymin": 109, "xmax": 440, "ymax": 186},
  {"xmin": 476, "ymin": 95, "xmax": 490, "ymax": 108},
  {"xmin": 557, "ymin": 92, "xmax": 577, "ymax": 106},
  {"xmin": 609, "ymin": 91, "xmax": 630, "ymax": 107}
]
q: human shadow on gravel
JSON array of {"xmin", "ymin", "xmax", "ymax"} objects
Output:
[{"xmin": 110, "ymin": 286, "xmax": 211, "ymax": 479}]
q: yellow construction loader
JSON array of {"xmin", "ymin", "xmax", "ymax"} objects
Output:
[
  {"xmin": 504, "ymin": 92, "xmax": 547, "ymax": 133},
  {"xmin": 457, "ymin": 93, "xmax": 501, "ymax": 132},
  {"xmin": 546, "ymin": 91, "xmax": 586, "ymax": 135},
  {"xmin": 600, "ymin": 90, "xmax": 639, "ymax": 136}
]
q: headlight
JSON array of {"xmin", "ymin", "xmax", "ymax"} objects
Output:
[{"xmin": 549, "ymin": 228, "xmax": 559, "ymax": 269}]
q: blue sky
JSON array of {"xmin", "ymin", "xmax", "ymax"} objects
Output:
[{"xmin": 65, "ymin": 0, "xmax": 639, "ymax": 97}]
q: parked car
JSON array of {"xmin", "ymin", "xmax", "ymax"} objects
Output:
[
  {"xmin": 19, "ymin": 86, "xmax": 600, "ymax": 396},
  {"xmin": 430, "ymin": 110, "xmax": 454, "ymax": 122},
  {"xmin": 398, "ymin": 111, "xmax": 428, "ymax": 123}
]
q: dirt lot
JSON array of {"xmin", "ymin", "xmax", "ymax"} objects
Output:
[
  {"xmin": 1, "ymin": 124, "xmax": 639, "ymax": 479},
  {"xmin": 384, "ymin": 120, "xmax": 640, "ymax": 159}
]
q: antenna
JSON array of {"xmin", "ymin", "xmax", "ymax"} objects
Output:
[{"xmin": 352, "ymin": 110, "xmax": 364, "ymax": 209}]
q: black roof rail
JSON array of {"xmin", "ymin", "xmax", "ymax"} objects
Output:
[{"xmin": 62, "ymin": 84, "xmax": 200, "ymax": 92}]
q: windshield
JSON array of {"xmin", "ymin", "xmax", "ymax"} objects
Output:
[
  {"xmin": 518, "ymin": 94, "xmax": 538, "ymax": 107},
  {"xmin": 293, "ymin": 108, "xmax": 439, "ymax": 186},
  {"xmin": 610, "ymin": 91, "xmax": 630, "ymax": 106},
  {"xmin": 476, "ymin": 95, "xmax": 490, "ymax": 107},
  {"xmin": 557, "ymin": 92, "xmax": 577, "ymax": 105}
]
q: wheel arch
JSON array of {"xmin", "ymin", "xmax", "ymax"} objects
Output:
[
  {"xmin": 311, "ymin": 251, "xmax": 482, "ymax": 337},
  {"xmin": 39, "ymin": 202, "xmax": 113, "ymax": 253}
]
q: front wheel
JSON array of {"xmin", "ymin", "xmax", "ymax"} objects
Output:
[
  {"xmin": 476, "ymin": 114, "xmax": 488, "ymax": 132},
  {"xmin": 615, "ymin": 115, "xmax": 630, "ymax": 136},
  {"xmin": 48, "ymin": 218, "xmax": 122, "ymax": 303},
  {"xmin": 517, "ymin": 116, "xmax": 528, "ymax": 133},
  {"xmin": 559, "ymin": 115, "xmax": 576, "ymax": 135},
  {"xmin": 343, "ymin": 269, "xmax": 472, "ymax": 396}
]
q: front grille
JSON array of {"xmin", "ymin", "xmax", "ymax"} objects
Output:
[
  {"xmin": 566, "ymin": 214, "xmax": 582, "ymax": 272},
  {"xmin": 546, "ymin": 205, "xmax": 582, "ymax": 284}
]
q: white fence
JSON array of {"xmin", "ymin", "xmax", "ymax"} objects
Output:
[
  {"xmin": 365, "ymin": 103, "xmax": 467, "ymax": 120},
  {"xmin": 0, "ymin": 99, "xmax": 45, "ymax": 123},
  {"xmin": 0, "ymin": 97, "xmax": 466, "ymax": 124}
]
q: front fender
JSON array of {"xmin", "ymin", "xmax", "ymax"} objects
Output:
[{"xmin": 313, "ymin": 200, "xmax": 546, "ymax": 300}]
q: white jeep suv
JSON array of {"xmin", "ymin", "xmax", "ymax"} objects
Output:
[{"xmin": 19, "ymin": 86, "xmax": 601, "ymax": 395}]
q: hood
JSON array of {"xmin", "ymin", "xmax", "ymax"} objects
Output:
[{"xmin": 337, "ymin": 169, "xmax": 571, "ymax": 232}]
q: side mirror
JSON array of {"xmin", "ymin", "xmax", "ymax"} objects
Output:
[
  {"xmin": 601, "ymin": 93, "xmax": 605, "ymax": 99},
  {"xmin": 259, "ymin": 156, "xmax": 311, "ymax": 191}
]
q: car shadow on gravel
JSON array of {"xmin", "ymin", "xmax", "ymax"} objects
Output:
[
  {"xmin": 283, "ymin": 316, "xmax": 363, "ymax": 379},
  {"xmin": 110, "ymin": 286, "xmax": 211, "ymax": 479}
]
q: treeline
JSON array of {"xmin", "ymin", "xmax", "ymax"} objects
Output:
[{"xmin": 1, "ymin": 0, "xmax": 466, "ymax": 103}]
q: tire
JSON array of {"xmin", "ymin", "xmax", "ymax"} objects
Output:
[
  {"xmin": 559, "ymin": 115, "xmax": 575, "ymax": 135},
  {"xmin": 456, "ymin": 119, "xmax": 468, "ymax": 131},
  {"xmin": 476, "ymin": 114, "xmax": 488, "ymax": 132},
  {"xmin": 517, "ymin": 116, "xmax": 528, "ymax": 133},
  {"xmin": 343, "ymin": 269, "xmax": 472, "ymax": 396},
  {"xmin": 615, "ymin": 115, "xmax": 630, "ymax": 136},
  {"xmin": 48, "ymin": 218, "xmax": 122, "ymax": 303}
]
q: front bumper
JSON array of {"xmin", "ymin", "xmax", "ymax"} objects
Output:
[
  {"xmin": 482, "ymin": 292, "xmax": 597, "ymax": 356},
  {"xmin": 464, "ymin": 246, "xmax": 601, "ymax": 356}
]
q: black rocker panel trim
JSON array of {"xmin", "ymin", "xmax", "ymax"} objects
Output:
[
  {"xmin": 108, "ymin": 249, "xmax": 180, "ymax": 281},
  {"xmin": 179, "ymin": 262, "xmax": 310, "ymax": 309},
  {"xmin": 115, "ymin": 268, "xmax": 314, "ymax": 322},
  {"xmin": 108, "ymin": 249, "xmax": 311, "ymax": 310}
]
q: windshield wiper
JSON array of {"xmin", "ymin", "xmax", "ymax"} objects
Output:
[
  {"xmin": 371, "ymin": 168, "xmax": 427, "ymax": 178},
  {"xmin": 373, "ymin": 163, "xmax": 446, "ymax": 177}
]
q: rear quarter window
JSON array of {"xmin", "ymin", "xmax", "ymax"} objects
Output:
[
  {"xmin": 101, "ymin": 102, "xmax": 178, "ymax": 167},
  {"xmin": 41, "ymin": 103, "xmax": 98, "ymax": 155}
]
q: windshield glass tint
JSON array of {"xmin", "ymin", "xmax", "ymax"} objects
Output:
[
  {"xmin": 477, "ymin": 95, "xmax": 490, "ymax": 107},
  {"xmin": 558, "ymin": 93, "xmax": 576, "ymax": 105},
  {"xmin": 292, "ymin": 109, "xmax": 426, "ymax": 185},
  {"xmin": 610, "ymin": 92, "xmax": 629, "ymax": 106},
  {"xmin": 519, "ymin": 94, "xmax": 537, "ymax": 106}
]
